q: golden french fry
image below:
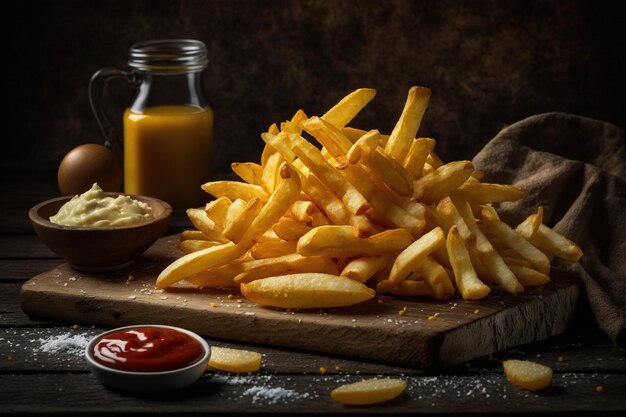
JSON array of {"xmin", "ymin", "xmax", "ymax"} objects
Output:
[
  {"xmin": 185, "ymin": 257, "xmax": 250, "ymax": 288},
  {"xmin": 272, "ymin": 219, "xmax": 312, "ymax": 241},
  {"xmin": 503, "ymin": 360, "xmax": 553, "ymax": 391},
  {"xmin": 281, "ymin": 109, "xmax": 308, "ymax": 134},
  {"xmin": 231, "ymin": 162, "xmax": 264, "ymax": 185},
  {"xmin": 446, "ymin": 226, "xmax": 491, "ymax": 300},
  {"xmin": 360, "ymin": 149, "xmax": 413, "ymax": 197},
  {"xmin": 223, "ymin": 198, "xmax": 264, "ymax": 243},
  {"xmin": 389, "ymin": 227, "xmax": 445, "ymax": 284},
  {"xmin": 347, "ymin": 130, "xmax": 380, "ymax": 164},
  {"xmin": 297, "ymin": 226, "xmax": 413, "ymax": 258},
  {"xmin": 261, "ymin": 132, "xmax": 297, "ymax": 162},
  {"xmin": 237, "ymin": 163, "xmax": 303, "ymax": 249},
  {"xmin": 515, "ymin": 207, "xmax": 544, "ymax": 240},
  {"xmin": 186, "ymin": 208, "xmax": 228, "ymax": 242},
  {"xmin": 340, "ymin": 165, "xmax": 424, "ymax": 233},
  {"xmin": 321, "ymin": 88, "xmax": 377, "ymax": 129},
  {"xmin": 204, "ymin": 196, "xmax": 232, "ymax": 230},
  {"xmin": 449, "ymin": 193, "xmax": 493, "ymax": 254},
  {"xmin": 349, "ymin": 213, "xmax": 375, "ymax": 238},
  {"xmin": 250, "ymin": 240, "xmax": 298, "ymax": 259},
  {"xmin": 340, "ymin": 256, "xmax": 387, "ymax": 283},
  {"xmin": 459, "ymin": 182, "xmax": 525, "ymax": 204},
  {"xmin": 201, "ymin": 181, "xmax": 268, "ymax": 203},
  {"xmin": 157, "ymin": 242, "xmax": 245, "ymax": 289},
  {"xmin": 341, "ymin": 127, "xmax": 391, "ymax": 147},
  {"xmin": 531, "ymin": 224, "xmax": 583, "ymax": 262},
  {"xmin": 290, "ymin": 133, "xmax": 369, "ymax": 215},
  {"xmin": 376, "ymin": 279, "xmax": 433, "ymax": 297},
  {"xmin": 208, "ymin": 346, "xmax": 262, "ymax": 373},
  {"xmin": 290, "ymin": 200, "xmax": 316, "ymax": 223},
  {"xmin": 303, "ymin": 116, "xmax": 353, "ymax": 158},
  {"xmin": 426, "ymin": 151, "xmax": 443, "ymax": 168},
  {"xmin": 260, "ymin": 142, "xmax": 277, "ymax": 167},
  {"xmin": 480, "ymin": 205, "xmax": 551, "ymax": 274},
  {"xmin": 480, "ymin": 250, "xmax": 524, "ymax": 294},
  {"xmin": 403, "ymin": 138, "xmax": 435, "ymax": 177},
  {"xmin": 179, "ymin": 229, "xmax": 209, "ymax": 241},
  {"xmin": 331, "ymin": 378, "xmax": 406, "ymax": 405},
  {"xmin": 413, "ymin": 161, "xmax": 474, "ymax": 202},
  {"xmin": 414, "ymin": 256, "xmax": 455, "ymax": 300},
  {"xmin": 234, "ymin": 254, "xmax": 338, "ymax": 284},
  {"xmin": 302, "ymin": 172, "xmax": 350, "ymax": 225},
  {"xmin": 240, "ymin": 273, "xmax": 375, "ymax": 309},
  {"xmin": 178, "ymin": 239, "xmax": 222, "ymax": 254},
  {"xmin": 385, "ymin": 86, "xmax": 431, "ymax": 163},
  {"xmin": 222, "ymin": 199, "xmax": 247, "ymax": 231},
  {"xmin": 261, "ymin": 152, "xmax": 284, "ymax": 194},
  {"xmin": 509, "ymin": 265, "xmax": 551, "ymax": 287}
]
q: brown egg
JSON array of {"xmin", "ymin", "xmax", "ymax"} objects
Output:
[{"xmin": 58, "ymin": 144, "xmax": 123, "ymax": 195}]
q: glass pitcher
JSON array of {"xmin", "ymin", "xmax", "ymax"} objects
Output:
[{"xmin": 89, "ymin": 39, "xmax": 213, "ymax": 209}]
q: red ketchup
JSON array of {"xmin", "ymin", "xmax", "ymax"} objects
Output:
[{"xmin": 92, "ymin": 327, "xmax": 204, "ymax": 372}]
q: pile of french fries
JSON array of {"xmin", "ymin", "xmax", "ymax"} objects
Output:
[{"xmin": 156, "ymin": 86, "xmax": 583, "ymax": 307}]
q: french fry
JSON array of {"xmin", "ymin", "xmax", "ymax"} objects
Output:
[
  {"xmin": 458, "ymin": 182, "xmax": 525, "ymax": 204},
  {"xmin": 180, "ymin": 229, "xmax": 209, "ymax": 241},
  {"xmin": 297, "ymin": 226, "xmax": 413, "ymax": 258},
  {"xmin": 237, "ymin": 163, "xmax": 303, "ymax": 249},
  {"xmin": 290, "ymin": 200, "xmax": 316, "ymax": 224},
  {"xmin": 509, "ymin": 265, "xmax": 551, "ymax": 287},
  {"xmin": 208, "ymin": 346, "xmax": 262, "ymax": 374},
  {"xmin": 157, "ymin": 242, "xmax": 245, "ymax": 289},
  {"xmin": 321, "ymin": 88, "xmax": 377, "ymax": 129},
  {"xmin": 389, "ymin": 227, "xmax": 445, "ymax": 284},
  {"xmin": 303, "ymin": 116, "xmax": 353, "ymax": 158},
  {"xmin": 261, "ymin": 152, "xmax": 284, "ymax": 193},
  {"xmin": 414, "ymin": 256, "xmax": 455, "ymax": 300},
  {"xmin": 234, "ymin": 254, "xmax": 338, "ymax": 284},
  {"xmin": 186, "ymin": 208, "xmax": 228, "ymax": 242},
  {"xmin": 302, "ymin": 172, "xmax": 350, "ymax": 225},
  {"xmin": 480, "ymin": 205, "xmax": 551, "ymax": 274},
  {"xmin": 376, "ymin": 279, "xmax": 433, "ymax": 297},
  {"xmin": 331, "ymin": 378, "xmax": 406, "ymax": 405},
  {"xmin": 350, "ymin": 213, "xmax": 375, "ymax": 238},
  {"xmin": 341, "ymin": 256, "xmax": 388, "ymax": 283},
  {"xmin": 480, "ymin": 250, "xmax": 524, "ymax": 294},
  {"xmin": 250, "ymin": 240, "xmax": 298, "ymax": 259},
  {"xmin": 360, "ymin": 149, "xmax": 413, "ymax": 197},
  {"xmin": 204, "ymin": 196, "xmax": 232, "ymax": 230},
  {"xmin": 347, "ymin": 130, "xmax": 380, "ymax": 164},
  {"xmin": 231, "ymin": 162, "xmax": 264, "ymax": 185},
  {"xmin": 446, "ymin": 226, "xmax": 491, "ymax": 300},
  {"xmin": 223, "ymin": 198, "xmax": 263, "ymax": 243},
  {"xmin": 531, "ymin": 224, "xmax": 583, "ymax": 262},
  {"xmin": 222, "ymin": 199, "xmax": 247, "ymax": 232},
  {"xmin": 340, "ymin": 165, "xmax": 424, "ymax": 234},
  {"xmin": 515, "ymin": 207, "xmax": 544, "ymax": 240},
  {"xmin": 449, "ymin": 193, "xmax": 493, "ymax": 255},
  {"xmin": 290, "ymin": 133, "xmax": 370, "ymax": 215},
  {"xmin": 178, "ymin": 239, "xmax": 222, "ymax": 254},
  {"xmin": 272, "ymin": 219, "xmax": 312, "ymax": 241},
  {"xmin": 240, "ymin": 273, "xmax": 375, "ymax": 308},
  {"xmin": 403, "ymin": 138, "xmax": 435, "ymax": 177},
  {"xmin": 201, "ymin": 181, "xmax": 268, "ymax": 203},
  {"xmin": 385, "ymin": 86, "xmax": 431, "ymax": 163},
  {"xmin": 413, "ymin": 161, "xmax": 474, "ymax": 202}
]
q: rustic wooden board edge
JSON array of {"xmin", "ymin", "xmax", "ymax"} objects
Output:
[{"xmin": 438, "ymin": 280, "xmax": 581, "ymax": 367}]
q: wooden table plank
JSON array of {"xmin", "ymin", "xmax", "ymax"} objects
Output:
[
  {"xmin": 1, "ymin": 373, "xmax": 624, "ymax": 414},
  {"xmin": 0, "ymin": 259, "xmax": 63, "ymax": 282}
]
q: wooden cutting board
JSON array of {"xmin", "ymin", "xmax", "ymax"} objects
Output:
[{"xmin": 20, "ymin": 235, "xmax": 580, "ymax": 368}]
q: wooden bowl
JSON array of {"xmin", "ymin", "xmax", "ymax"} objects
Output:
[{"xmin": 29, "ymin": 193, "xmax": 172, "ymax": 272}]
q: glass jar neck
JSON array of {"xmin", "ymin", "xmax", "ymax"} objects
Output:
[
  {"xmin": 130, "ymin": 71, "xmax": 207, "ymax": 113},
  {"xmin": 127, "ymin": 39, "xmax": 209, "ymax": 113}
]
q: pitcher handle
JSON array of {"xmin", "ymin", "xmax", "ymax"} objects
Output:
[{"xmin": 88, "ymin": 67, "xmax": 141, "ymax": 156}]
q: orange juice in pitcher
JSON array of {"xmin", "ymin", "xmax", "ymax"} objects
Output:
[
  {"xmin": 90, "ymin": 39, "xmax": 213, "ymax": 208},
  {"xmin": 124, "ymin": 105, "xmax": 213, "ymax": 208}
]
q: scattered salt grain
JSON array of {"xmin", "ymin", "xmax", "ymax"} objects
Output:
[
  {"xmin": 242, "ymin": 386, "xmax": 309, "ymax": 404},
  {"xmin": 36, "ymin": 333, "xmax": 90, "ymax": 355}
]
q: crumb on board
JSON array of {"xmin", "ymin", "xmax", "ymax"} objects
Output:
[
  {"xmin": 319, "ymin": 367, "xmax": 327, "ymax": 374},
  {"xmin": 596, "ymin": 385, "xmax": 604, "ymax": 393},
  {"xmin": 428, "ymin": 315, "xmax": 437, "ymax": 321}
]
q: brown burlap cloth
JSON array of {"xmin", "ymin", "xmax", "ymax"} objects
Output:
[{"xmin": 472, "ymin": 112, "xmax": 626, "ymax": 347}]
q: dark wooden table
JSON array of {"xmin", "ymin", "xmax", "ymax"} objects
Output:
[{"xmin": 1, "ymin": 172, "xmax": 625, "ymax": 416}]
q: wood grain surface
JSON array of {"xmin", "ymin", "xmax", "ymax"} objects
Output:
[{"xmin": 21, "ymin": 236, "xmax": 580, "ymax": 368}]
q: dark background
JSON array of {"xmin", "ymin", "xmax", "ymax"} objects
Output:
[{"xmin": 3, "ymin": 0, "xmax": 625, "ymax": 176}]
